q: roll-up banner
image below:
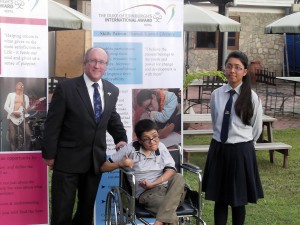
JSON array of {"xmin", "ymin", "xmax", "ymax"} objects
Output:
[
  {"xmin": 91, "ymin": 1, "xmax": 183, "ymax": 224},
  {"xmin": 0, "ymin": 1, "xmax": 49, "ymax": 224}
]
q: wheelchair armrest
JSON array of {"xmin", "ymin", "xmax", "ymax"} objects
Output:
[
  {"xmin": 181, "ymin": 163, "xmax": 201, "ymax": 173},
  {"xmin": 119, "ymin": 167, "xmax": 137, "ymax": 197},
  {"xmin": 119, "ymin": 166, "xmax": 135, "ymax": 175}
]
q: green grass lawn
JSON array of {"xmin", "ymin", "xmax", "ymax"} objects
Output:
[{"xmin": 184, "ymin": 128, "xmax": 300, "ymax": 225}]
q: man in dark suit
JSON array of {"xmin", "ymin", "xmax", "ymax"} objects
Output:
[{"xmin": 42, "ymin": 47, "xmax": 127, "ymax": 225}]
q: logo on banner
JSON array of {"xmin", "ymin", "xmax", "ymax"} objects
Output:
[
  {"xmin": 0, "ymin": 0, "xmax": 39, "ymax": 12},
  {"xmin": 98, "ymin": 4, "xmax": 176, "ymax": 26},
  {"xmin": 0, "ymin": 0, "xmax": 14, "ymax": 9}
]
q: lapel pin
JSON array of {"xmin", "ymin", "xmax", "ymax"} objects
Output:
[{"xmin": 107, "ymin": 92, "xmax": 111, "ymax": 96}]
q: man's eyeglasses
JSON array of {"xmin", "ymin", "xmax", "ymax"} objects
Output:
[
  {"xmin": 141, "ymin": 135, "xmax": 159, "ymax": 144},
  {"xmin": 87, "ymin": 59, "xmax": 108, "ymax": 66},
  {"xmin": 225, "ymin": 64, "xmax": 244, "ymax": 72}
]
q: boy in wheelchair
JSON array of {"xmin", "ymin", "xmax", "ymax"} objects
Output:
[{"xmin": 100, "ymin": 119, "xmax": 186, "ymax": 225}]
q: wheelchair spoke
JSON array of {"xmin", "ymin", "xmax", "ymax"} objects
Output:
[
  {"xmin": 105, "ymin": 191, "xmax": 113, "ymax": 225},
  {"xmin": 105, "ymin": 187, "xmax": 126, "ymax": 225}
]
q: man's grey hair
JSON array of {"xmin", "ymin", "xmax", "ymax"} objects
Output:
[{"xmin": 83, "ymin": 47, "xmax": 110, "ymax": 64}]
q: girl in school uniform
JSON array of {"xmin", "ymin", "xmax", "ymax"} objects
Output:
[{"xmin": 202, "ymin": 51, "xmax": 264, "ymax": 225}]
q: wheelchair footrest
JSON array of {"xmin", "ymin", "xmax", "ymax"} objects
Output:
[{"xmin": 135, "ymin": 202, "xmax": 196, "ymax": 218}]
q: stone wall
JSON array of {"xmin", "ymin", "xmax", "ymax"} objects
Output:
[{"xmin": 186, "ymin": 12, "xmax": 285, "ymax": 76}]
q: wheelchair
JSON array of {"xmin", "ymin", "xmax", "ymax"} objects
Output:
[{"xmin": 104, "ymin": 145, "xmax": 206, "ymax": 225}]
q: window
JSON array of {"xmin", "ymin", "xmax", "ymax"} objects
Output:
[
  {"xmin": 196, "ymin": 32, "xmax": 216, "ymax": 48},
  {"xmin": 195, "ymin": 16, "xmax": 240, "ymax": 50}
]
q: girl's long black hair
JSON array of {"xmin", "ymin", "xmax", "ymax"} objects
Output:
[{"xmin": 225, "ymin": 51, "xmax": 253, "ymax": 125}]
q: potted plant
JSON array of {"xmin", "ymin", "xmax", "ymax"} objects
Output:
[
  {"xmin": 183, "ymin": 67, "xmax": 226, "ymax": 90},
  {"xmin": 183, "ymin": 68, "xmax": 227, "ymax": 114}
]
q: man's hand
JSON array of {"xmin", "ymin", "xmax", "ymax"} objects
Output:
[
  {"xmin": 115, "ymin": 141, "xmax": 127, "ymax": 151},
  {"xmin": 43, "ymin": 158, "xmax": 55, "ymax": 170},
  {"xmin": 149, "ymin": 111, "xmax": 157, "ymax": 120},
  {"xmin": 158, "ymin": 123, "xmax": 175, "ymax": 139},
  {"xmin": 12, "ymin": 111, "xmax": 22, "ymax": 118}
]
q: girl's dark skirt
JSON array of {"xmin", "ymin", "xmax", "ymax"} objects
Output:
[{"xmin": 202, "ymin": 139, "xmax": 264, "ymax": 207}]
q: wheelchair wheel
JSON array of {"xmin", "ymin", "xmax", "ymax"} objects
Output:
[{"xmin": 105, "ymin": 187, "xmax": 126, "ymax": 225}]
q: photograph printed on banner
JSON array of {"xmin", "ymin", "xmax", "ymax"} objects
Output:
[
  {"xmin": 0, "ymin": 77, "xmax": 47, "ymax": 152},
  {"xmin": 132, "ymin": 88, "xmax": 181, "ymax": 148}
]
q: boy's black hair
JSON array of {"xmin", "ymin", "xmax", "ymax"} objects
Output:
[
  {"xmin": 134, "ymin": 119, "xmax": 158, "ymax": 139},
  {"xmin": 133, "ymin": 119, "xmax": 158, "ymax": 150}
]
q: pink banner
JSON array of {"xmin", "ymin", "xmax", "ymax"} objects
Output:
[
  {"xmin": 0, "ymin": 152, "xmax": 48, "ymax": 225},
  {"xmin": 0, "ymin": 16, "xmax": 47, "ymax": 26}
]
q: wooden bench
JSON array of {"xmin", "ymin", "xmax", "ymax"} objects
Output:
[
  {"xmin": 183, "ymin": 142, "xmax": 292, "ymax": 168},
  {"xmin": 183, "ymin": 129, "xmax": 213, "ymax": 135}
]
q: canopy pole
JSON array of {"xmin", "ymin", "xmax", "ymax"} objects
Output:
[
  {"xmin": 284, "ymin": 33, "xmax": 290, "ymax": 77},
  {"xmin": 185, "ymin": 31, "xmax": 190, "ymax": 74},
  {"xmin": 217, "ymin": 4, "xmax": 226, "ymax": 71},
  {"xmin": 222, "ymin": 1, "xmax": 237, "ymax": 69}
]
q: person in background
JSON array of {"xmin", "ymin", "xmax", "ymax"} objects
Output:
[
  {"xmin": 42, "ymin": 47, "xmax": 127, "ymax": 225},
  {"xmin": 136, "ymin": 89, "xmax": 181, "ymax": 139},
  {"xmin": 4, "ymin": 82, "xmax": 32, "ymax": 151},
  {"xmin": 202, "ymin": 51, "xmax": 264, "ymax": 225},
  {"xmin": 100, "ymin": 119, "xmax": 185, "ymax": 225}
]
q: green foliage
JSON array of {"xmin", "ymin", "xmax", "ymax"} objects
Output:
[
  {"xmin": 183, "ymin": 67, "xmax": 227, "ymax": 90},
  {"xmin": 184, "ymin": 128, "xmax": 300, "ymax": 225}
]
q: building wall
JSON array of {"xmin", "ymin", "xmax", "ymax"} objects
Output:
[
  {"xmin": 77, "ymin": 0, "xmax": 91, "ymax": 17},
  {"xmin": 186, "ymin": 11, "xmax": 285, "ymax": 75},
  {"xmin": 55, "ymin": 0, "xmax": 70, "ymax": 6},
  {"xmin": 236, "ymin": 0, "xmax": 293, "ymax": 7},
  {"xmin": 239, "ymin": 12, "xmax": 284, "ymax": 73}
]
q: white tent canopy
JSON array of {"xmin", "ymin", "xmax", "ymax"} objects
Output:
[
  {"xmin": 265, "ymin": 12, "xmax": 300, "ymax": 34},
  {"xmin": 265, "ymin": 12, "xmax": 300, "ymax": 76},
  {"xmin": 184, "ymin": 4, "xmax": 241, "ymax": 32},
  {"xmin": 183, "ymin": 4, "xmax": 241, "ymax": 72},
  {"xmin": 48, "ymin": 0, "xmax": 91, "ymax": 30}
]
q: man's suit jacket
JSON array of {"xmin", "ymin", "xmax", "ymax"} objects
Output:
[{"xmin": 42, "ymin": 76, "xmax": 127, "ymax": 174}]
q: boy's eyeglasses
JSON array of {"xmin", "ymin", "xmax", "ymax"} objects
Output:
[{"xmin": 141, "ymin": 135, "xmax": 159, "ymax": 144}]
